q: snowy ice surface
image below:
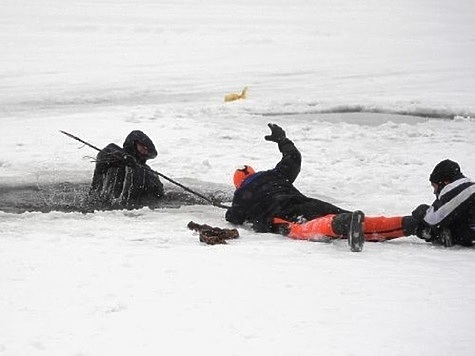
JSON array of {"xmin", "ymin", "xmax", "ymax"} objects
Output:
[{"xmin": 1, "ymin": 1, "xmax": 475, "ymax": 355}]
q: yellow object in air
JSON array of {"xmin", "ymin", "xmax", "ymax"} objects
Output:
[{"xmin": 224, "ymin": 87, "xmax": 248, "ymax": 102}]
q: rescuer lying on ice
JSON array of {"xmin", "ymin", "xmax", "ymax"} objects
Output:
[{"xmin": 225, "ymin": 123, "xmax": 420, "ymax": 243}]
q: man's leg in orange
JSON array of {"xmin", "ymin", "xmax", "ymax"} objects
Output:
[
  {"xmin": 273, "ymin": 215, "xmax": 419, "ymax": 242},
  {"xmin": 273, "ymin": 215, "xmax": 338, "ymax": 240},
  {"xmin": 363, "ymin": 216, "xmax": 404, "ymax": 241},
  {"xmin": 363, "ymin": 216, "xmax": 420, "ymax": 241}
]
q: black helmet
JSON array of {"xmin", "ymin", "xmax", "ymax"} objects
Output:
[{"xmin": 429, "ymin": 159, "xmax": 464, "ymax": 184}]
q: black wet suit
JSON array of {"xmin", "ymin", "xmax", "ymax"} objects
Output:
[
  {"xmin": 89, "ymin": 130, "xmax": 164, "ymax": 209},
  {"xmin": 225, "ymin": 137, "xmax": 348, "ymax": 232}
]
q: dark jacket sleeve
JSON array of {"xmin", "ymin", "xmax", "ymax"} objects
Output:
[
  {"xmin": 424, "ymin": 181, "xmax": 475, "ymax": 227},
  {"xmin": 90, "ymin": 144, "xmax": 124, "ymax": 191},
  {"xmin": 225, "ymin": 205, "xmax": 246, "ymax": 225},
  {"xmin": 273, "ymin": 138, "xmax": 301, "ymax": 183}
]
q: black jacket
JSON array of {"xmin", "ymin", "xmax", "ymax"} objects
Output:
[
  {"xmin": 89, "ymin": 131, "xmax": 164, "ymax": 209},
  {"xmin": 226, "ymin": 138, "xmax": 346, "ymax": 232},
  {"xmin": 424, "ymin": 177, "xmax": 475, "ymax": 246}
]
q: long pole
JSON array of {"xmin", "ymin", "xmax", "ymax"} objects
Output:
[{"xmin": 60, "ymin": 130, "xmax": 230, "ymax": 209}]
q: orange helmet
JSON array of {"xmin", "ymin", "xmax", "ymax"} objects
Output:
[{"xmin": 233, "ymin": 165, "xmax": 255, "ymax": 188}]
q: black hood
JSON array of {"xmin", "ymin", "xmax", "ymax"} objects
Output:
[{"xmin": 122, "ymin": 130, "xmax": 158, "ymax": 162}]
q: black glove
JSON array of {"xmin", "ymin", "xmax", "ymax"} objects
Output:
[
  {"xmin": 264, "ymin": 123, "xmax": 286, "ymax": 143},
  {"xmin": 415, "ymin": 224, "xmax": 433, "ymax": 241},
  {"xmin": 123, "ymin": 154, "xmax": 138, "ymax": 167},
  {"xmin": 412, "ymin": 204, "xmax": 430, "ymax": 222}
]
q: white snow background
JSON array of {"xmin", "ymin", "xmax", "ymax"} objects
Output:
[{"xmin": 1, "ymin": 0, "xmax": 475, "ymax": 355}]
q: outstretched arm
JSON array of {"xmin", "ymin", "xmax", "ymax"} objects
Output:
[{"xmin": 265, "ymin": 123, "xmax": 301, "ymax": 183}]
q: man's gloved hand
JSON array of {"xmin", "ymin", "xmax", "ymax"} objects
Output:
[
  {"xmin": 415, "ymin": 224, "xmax": 433, "ymax": 241},
  {"xmin": 264, "ymin": 123, "xmax": 286, "ymax": 143},
  {"xmin": 123, "ymin": 154, "xmax": 138, "ymax": 167},
  {"xmin": 412, "ymin": 204, "xmax": 430, "ymax": 222}
]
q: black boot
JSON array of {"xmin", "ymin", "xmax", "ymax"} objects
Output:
[
  {"xmin": 348, "ymin": 211, "xmax": 365, "ymax": 252},
  {"xmin": 331, "ymin": 211, "xmax": 365, "ymax": 251}
]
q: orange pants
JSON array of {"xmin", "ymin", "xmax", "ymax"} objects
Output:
[{"xmin": 274, "ymin": 215, "xmax": 406, "ymax": 242}]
